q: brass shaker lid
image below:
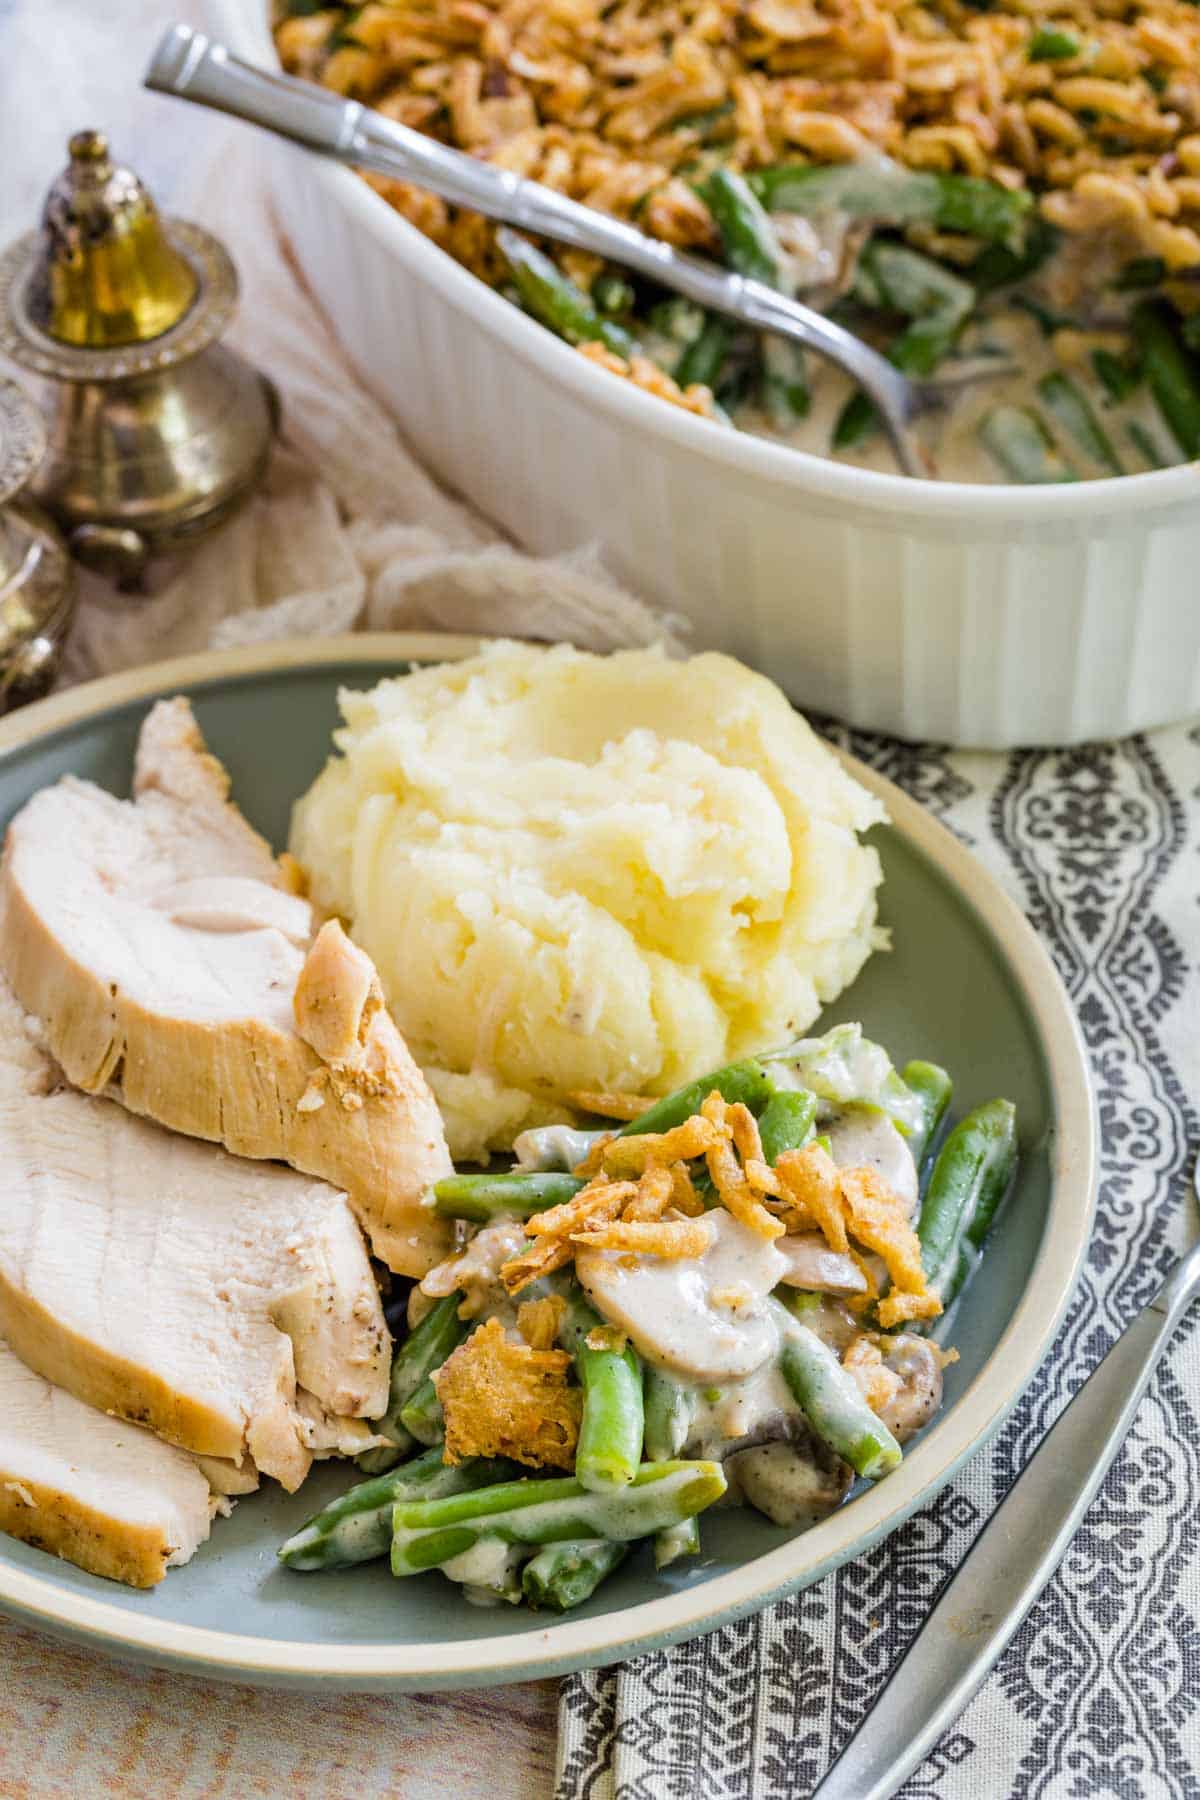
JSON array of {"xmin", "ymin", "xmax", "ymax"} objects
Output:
[
  {"xmin": 26, "ymin": 131, "xmax": 199, "ymax": 348},
  {"xmin": 0, "ymin": 132, "xmax": 238, "ymax": 384}
]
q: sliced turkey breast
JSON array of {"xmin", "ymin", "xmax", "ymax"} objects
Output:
[
  {"xmin": 0, "ymin": 696, "xmax": 452, "ymax": 1276},
  {"xmin": 0, "ymin": 979, "xmax": 390, "ymax": 1491},
  {"xmin": 0, "ymin": 1339, "xmax": 215, "ymax": 1588}
]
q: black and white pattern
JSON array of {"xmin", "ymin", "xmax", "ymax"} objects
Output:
[{"xmin": 557, "ymin": 725, "xmax": 1200, "ymax": 1800}]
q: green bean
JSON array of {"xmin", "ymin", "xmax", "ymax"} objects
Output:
[
  {"xmin": 917, "ymin": 1098, "xmax": 1018, "ymax": 1307},
  {"xmin": 522, "ymin": 1538, "xmax": 629, "ymax": 1610},
  {"xmin": 591, "ymin": 271, "xmax": 635, "ymax": 318},
  {"xmin": 1091, "ymin": 347, "xmax": 1141, "ymax": 403},
  {"xmin": 643, "ymin": 1367, "xmax": 695, "ymax": 1461},
  {"xmin": 683, "ymin": 171, "xmax": 806, "ymax": 423},
  {"xmin": 648, "ymin": 296, "xmax": 706, "ymax": 346},
  {"xmin": 749, "ymin": 160, "xmax": 1031, "ymax": 250},
  {"xmin": 1127, "ymin": 419, "xmax": 1168, "ymax": 468},
  {"xmin": 778, "ymin": 1325, "xmax": 902, "ymax": 1480},
  {"xmin": 432, "ymin": 1170, "xmax": 585, "ymax": 1223},
  {"xmin": 971, "ymin": 216, "xmax": 1059, "ymax": 293},
  {"xmin": 1115, "ymin": 256, "xmax": 1167, "ymax": 292},
  {"xmin": 354, "ymin": 1444, "xmax": 404, "ymax": 1476},
  {"xmin": 1131, "ymin": 301, "xmax": 1200, "ymax": 458},
  {"xmin": 869, "ymin": 244, "xmax": 975, "ymax": 325},
  {"xmin": 979, "ymin": 406, "xmax": 1079, "ymax": 483},
  {"xmin": 616, "ymin": 1058, "xmax": 774, "ymax": 1138},
  {"xmin": 757, "ymin": 1089, "xmax": 818, "ymax": 1165},
  {"xmin": 901, "ymin": 1061, "xmax": 953, "ymax": 1174},
  {"xmin": 761, "ymin": 338, "xmax": 811, "ymax": 427},
  {"xmin": 1037, "ymin": 372, "xmax": 1123, "ymax": 475},
  {"xmin": 778, "ymin": 1288, "xmax": 823, "ymax": 1321},
  {"xmin": 279, "ymin": 1446, "xmax": 522, "ymax": 1570},
  {"xmin": 675, "ymin": 315, "xmax": 735, "ymax": 391},
  {"xmin": 497, "ymin": 228, "xmax": 635, "ymax": 358},
  {"xmin": 374, "ymin": 1294, "xmax": 466, "ymax": 1447},
  {"xmin": 654, "ymin": 1515, "xmax": 701, "ymax": 1569},
  {"xmin": 1012, "ymin": 294, "xmax": 1075, "ymax": 338},
  {"xmin": 836, "ymin": 245, "xmax": 973, "ymax": 447},
  {"xmin": 699, "ymin": 168, "xmax": 783, "ymax": 286},
  {"xmin": 562, "ymin": 1293, "xmax": 645, "ymax": 1491},
  {"xmin": 1028, "ymin": 24, "xmax": 1081, "ymax": 58},
  {"xmin": 390, "ymin": 1460, "xmax": 727, "ymax": 1576},
  {"xmin": 399, "ymin": 1373, "xmax": 446, "ymax": 1446}
]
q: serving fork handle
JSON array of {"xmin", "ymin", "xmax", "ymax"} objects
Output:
[
  {"xmin": 144, "ymin": 23, "xmax": 926, "ymax": 477},
  {"xmin": 811, "ymin": 1240, "xmax": 1200, "ymax": 1800}
]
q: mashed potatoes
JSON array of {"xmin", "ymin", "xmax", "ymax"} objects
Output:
[{"xmin": 290, "ymin": 642, "xmax": 886, "ymax": 1162}]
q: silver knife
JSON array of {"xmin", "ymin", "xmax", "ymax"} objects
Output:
[{"xmin": 812, "ymin": 1150, "xmax": 1200, "ymax": 1800}]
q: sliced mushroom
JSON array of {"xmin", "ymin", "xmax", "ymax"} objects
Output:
[
  {"xmin": 825, "ymin": 1106, "xmax": 918, "ymax": 1216},
  {"xmin": 877, "ymin": 1334, "xmax": 943, "ymax": 1443},
  {"xmin": 727, "ymin": 1432, "xmax": 853, "ymax": 1529},
  {"xmin": 776, "ymin": 1231, "xmax": 868, "ymax": 1297},
  {"xmin": 576, "ymin": 1210, "xmax": 789, "ymax": 1384}
]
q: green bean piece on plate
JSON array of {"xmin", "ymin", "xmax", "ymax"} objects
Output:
[
  {"xmin": 522, "ymin": 1537, "xmax": 629, "ymax": 1611},
  {"xmin": 562, "ymin": 1292, "xmax": 645, "ymax": 1492},
  {"xmin": 917, "ymin": 1098, "xmax": 1018, "ymax": 1308},
  {"xmin": 432, "ymin": 1170, "xmax": 586, "ymax": 1223},
  {"xmin": 373, "ymin": 1293, "xmax": 467, "ymax": 1449},
  {"xmin": 901, "ymin": 1060, "xmax": 953, "ymax": 1174},
  {"xmin": 279, "ymin": 1447, "xmax": 523, "ymax": 1571},
  {"xmin": 778, "ymin": 1323, "xmax": 903, "ymax": 1480},
  {"xmin": 390, "ymin": 1461, "xmax": 727, "ymax": 1576}
]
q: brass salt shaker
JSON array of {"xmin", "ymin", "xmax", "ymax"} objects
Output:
[
  {"xmin": 0, "ymin": 130, "xmax": 277, "ymax": 583},
  {"xmin": 0, "ymin": 378, "xmax": 76, "ymax": 706}
]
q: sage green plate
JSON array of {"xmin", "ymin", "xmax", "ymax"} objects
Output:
[{"xmin": 0, "ymin": 636, "xmax": 1095, "ymax": 1691}]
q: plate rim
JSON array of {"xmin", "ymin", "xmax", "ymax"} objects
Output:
[{"xmin": 0, "ymin": 633, "xmax": 1097, "ymax": 1689}]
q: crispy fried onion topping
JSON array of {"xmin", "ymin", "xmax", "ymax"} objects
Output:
[
  {"xmin": 774, "ymin": 1143, "xmax": 942, "ymax": 1327},
  {"xmin": 495, "ymin": 1091, "xmax": 940, "ymax": 1326},
  {"xmin": 434, "ymin": 1315, "xmax": 582, "ymax": 1468},
  {"xmin": 500, "ymin": 1088, "xmax": 792, "ymax": 1293}
]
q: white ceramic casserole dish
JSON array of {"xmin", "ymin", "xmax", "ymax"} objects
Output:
[{"xmin": 223, "ymin": 0, "xmax": 1200, "ymax": 748}]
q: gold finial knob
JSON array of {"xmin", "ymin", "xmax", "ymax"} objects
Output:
[
  {"xmin": 68, "ymin": 129, "xmax": 109, "ymax": 164},
  {"xmin": 24, "ymin": 130, "xmax": 199, "ymax": 349}
]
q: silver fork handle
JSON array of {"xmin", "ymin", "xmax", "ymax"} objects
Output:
[
  {"xmin": 144, "ymin": 23, "xmax": 924, "ymax": 475},
  {"xmin": 811, "ymin": 1248, "xmax": 1200, "ymax": 1800}
]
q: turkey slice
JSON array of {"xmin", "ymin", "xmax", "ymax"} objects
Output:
[
  {"xmin": 0, "ymin": 696, "xmax": 452, "ymax": 1276},
  {"xmin": 0, "ymin": 1338, "xmax": 215, "ymax": 1588},
  {"xmin": 0, "ymin": 978, "xmax": 389, "ymax": 1491}
]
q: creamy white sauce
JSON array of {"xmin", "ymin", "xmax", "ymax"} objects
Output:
[
  {"xmin": 576, "ymin": 1211, "xmax": 788, "ymax": 1382},
  {"xmin": 825, "ymin": 1107, "xmax": 918, "ymax": 1217},
  {"xmin": 684, "ymin": 1357, "xmax": 797, "ymax": 1458},
  {"xmin": 441, "ymin": 1537, "xmax": 527, "ymax": 1606},
  {"xmin": 768, "ymin": 1026, "xmax": 924, "ymax": 1137},
  {"xmin": 743, "ymin": 305, "xmax": 1179, "ymax": 483},
  {"xmin": 512, "ymin": 1123, "xmax": 604, "ymax": 1172}
]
